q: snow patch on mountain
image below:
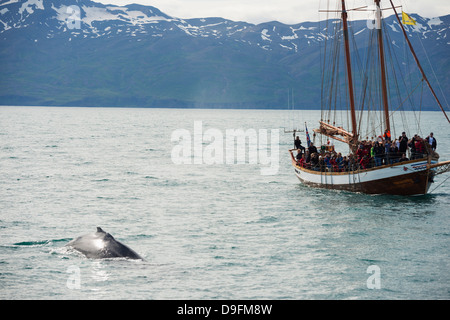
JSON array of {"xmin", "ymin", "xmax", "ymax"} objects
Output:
[
  {"xmin": 427, "ymin": 17, "xmax": 442, "ymax": 27},
  {"xmin": 82, "ymin": 6, "xmax": 121, "ymax": 26},
  {"xmin": 52, "ymin": 5, "xmax": 170, "ymax": 27},
  {"xmin": 0, "ymin": 0, "xmax": 19, "ymax": 6},
  {"xmin": 52, "ymin": 4, "xmax": 72, "ymax": 23},
  {"xmin": 47, "ymin": 3, "xmax": 169, "ymax": 30},
  {"xmin": 261, "ymin": 29, "xmax": 271, "ymax": 41},
  {"xmin": 19, "ymin": 0, "xmax": 44, "ymax": 15}
]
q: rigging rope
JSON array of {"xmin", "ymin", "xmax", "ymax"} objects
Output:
[
  {"xmin": 429, "ymin": 175, "xmax": 450, "ymax": 194},
  {"xmin": 416, "ymin": 30, "xmax": 450, "ymax": 111}
]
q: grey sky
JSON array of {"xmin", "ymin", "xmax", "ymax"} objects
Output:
[{"xmin": 96, "ymin": 0, "xmax": 450, "ymax": 24}]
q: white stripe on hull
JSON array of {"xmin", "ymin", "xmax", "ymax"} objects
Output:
[{"xmin": 294, "ymin": 160, "xmax": 435, "ymax": 186}]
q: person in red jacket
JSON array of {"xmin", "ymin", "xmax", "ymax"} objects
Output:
[
  {"xmin": 356, "ymin": 143, "xmax": 367, "ymax": 162},
  {"xmin": 359, "ymin": 154, "xmax": 371, "ymax": 169},
  {"xmin": 414, "ymin": 136, "xmax": 426, "ymax": 159}
]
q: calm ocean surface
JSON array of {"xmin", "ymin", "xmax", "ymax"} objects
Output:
[{"xmin": 0, "ymin": 106, "xmax": 449, "ymax": 300}]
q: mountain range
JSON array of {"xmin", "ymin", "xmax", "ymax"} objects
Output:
[{"xmin": 0, "ymin": 0, "xmax": 449, "ymax": 109}]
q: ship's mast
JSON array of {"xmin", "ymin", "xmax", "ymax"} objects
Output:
[
  {"xmin": 341, "ymin": 0, "xmax": 358, "ymax": 145},
  {"xmin": 375, "ymin": 0, "xmax": 391, "ymax": 134}
]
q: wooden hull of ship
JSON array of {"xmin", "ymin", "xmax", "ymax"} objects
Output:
[{"xmin": 291, "ymin": 157, "xmax": 437, "ymax": 196}]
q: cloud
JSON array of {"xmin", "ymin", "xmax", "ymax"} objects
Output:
[
  {"xmin": 96, "ymin": 0, "xmax": 321, "ymax": 24},
  {"xmin": 404, "ymin": 0, "xmax": 450, "ymax": 18},
  {"xmin": 96, "ymin": 0, "xmax": 450, "ymax": 24}
]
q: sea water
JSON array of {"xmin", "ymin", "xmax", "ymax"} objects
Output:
[{"xmin": 0, "ymin": 106, "xmax": 449, "ymax": 300}]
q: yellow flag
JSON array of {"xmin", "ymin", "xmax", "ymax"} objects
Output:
[{"xmin": 402, "ymin": 12, "xmax": 416, "ymax": 25}]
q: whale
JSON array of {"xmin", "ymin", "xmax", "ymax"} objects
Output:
[{"xmin": 66, "ymin": 227, "xmax": 143, "ymax": 260}]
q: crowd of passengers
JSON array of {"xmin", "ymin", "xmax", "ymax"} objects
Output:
[{"xmin": 294, "ymin": 131, "xmax": 437, "ymax": 172}]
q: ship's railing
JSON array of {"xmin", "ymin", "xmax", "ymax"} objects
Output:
[
  {"xmin": 428, "ymin": 160, "xmax": 450, "ymax": 176},
  {"xmin": 290, "ymin": 148, "xmax": 429, "ymax": 173}
]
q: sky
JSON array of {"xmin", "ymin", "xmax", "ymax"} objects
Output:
[{"xmin": 95, "ymin": 0, "xmax": 450, "ymax": 25}]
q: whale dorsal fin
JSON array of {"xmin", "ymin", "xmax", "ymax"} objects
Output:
[{"xmin": 97, "ymin": 227, "xmax": 105, "ymax": 233}]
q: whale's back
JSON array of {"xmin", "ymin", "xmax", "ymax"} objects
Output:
[{"xmin": 66, "ymin": 227, "xmax": 143, "ymax": 260}]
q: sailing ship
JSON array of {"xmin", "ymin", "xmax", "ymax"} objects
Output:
[{"xmin": 289, "ymin": 0, "xmax": 450, "ymax": 195}]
